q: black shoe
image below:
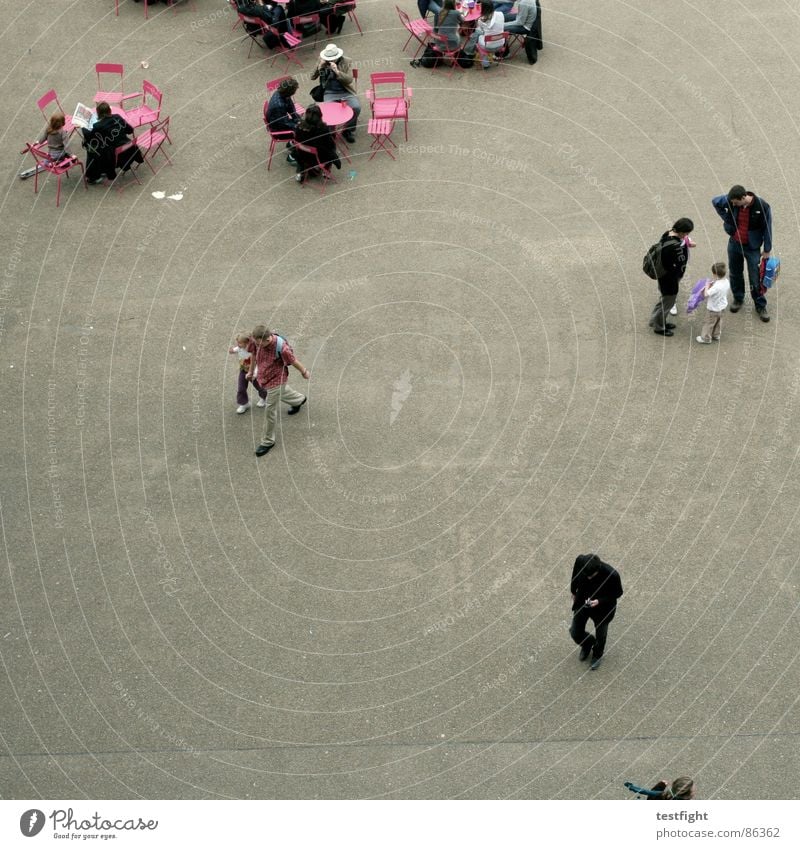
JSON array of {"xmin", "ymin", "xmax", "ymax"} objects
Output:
[
  {"xmin": 590, "ymin": 657, "xmax": 602, "ymax": 671},
  {"xmin": 664, "ymin": 322, "xmax": 676, "ymax": 330},
  {"xmin": 410, "ymin": 59, "xmax": 420, "ymax": 68},
  {"xmin": 287, "ymin": 397, "xmax": 307, "ymax": 415},
  {"xmin": 579, "ymin": 645, "xmax": 591, "ymax": 662},
  {"xmin": 758, "ymin": 308, "xmax": 770, "ymax": 322},
  {"xmin": 287, "ymin": 154, "xmax": 297, "ymax": 165},
  {"xmin": 730, "ymin": 300, "xmax": 743, "ymax": 313},
  {"xmin": 653, "ymin": 328, "xmax": 674, "ymax": 336},
  {"xmin": 342, "ymin": 132, "xmax": 355, "ymax": 144},
  {"xmin": 254, "ymin": 444, "xmax": 274, "ymax": 457}
]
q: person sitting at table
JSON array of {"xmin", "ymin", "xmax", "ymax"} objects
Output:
[
  {"xmin": 437, "ymin": 0, "xmax": 463, "ymax": 49},
  {"xmin": 310, "ymin": 43, "xmax": 360, "ymax": 144},
  {"xmin": 81, "ymin": 102, "xmax": 143, "ymax": 184},
  {"xmin": 492, "ymin": 1, "xmax": 514, "ymax": 15},
  {"xmin": 236, "ymin": 0, "xmax": 294, "ymax": 46},
  {"xmin": 464, "ymin": 1, "xmax": 506, "ymax": 68},
  {"xmin": 417, "ymin": 0, "xmax": 442, "ymax": 27},
  {"xmin": 504, "ymin": 0, "xmax": 537, "ymax": 34},
  {"xmin": 287, "ymin": 0, "xmax": 335, "ymax": 35},
  {"xmin": 38, "ymin": 112, "xmax": 73, "ymax": 162},
  {"xmin": 292, "ymin": 103, "xmax": 341, "ymax": 183},
  {"xmin": 264, "ymin": 77, "xmax": 300, "ymax": 164}
]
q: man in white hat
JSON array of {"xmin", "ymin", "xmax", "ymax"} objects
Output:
[{"xmin": 310, "ymin": 43, "xmax": 360, "ymax": 143}]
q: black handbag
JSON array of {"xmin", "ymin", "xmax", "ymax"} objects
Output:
[{"xmin": 309, "ymin": 84, "xmax": 325, "ymax": 102}]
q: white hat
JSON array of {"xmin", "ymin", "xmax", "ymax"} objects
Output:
[{"xmin": 319, "ymin": 43, "xmax": 344, "ymax": 62}]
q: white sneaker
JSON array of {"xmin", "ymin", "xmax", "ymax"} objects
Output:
[
  {"xmin": 696, "ymin": 336, "xmax": 712, "ymax": 345},
  {"xmin": 669, "ymin": 305, "xmax": 678, "ymax": 315},
  {"xmin": 256, "ymin": 398, "xmax": 267, "ymax": 408},
  {"xmin": 236, "ymin": 402, "xmax": 251, "ymax": 414}
]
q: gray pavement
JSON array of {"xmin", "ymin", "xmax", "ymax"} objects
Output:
[{"xmin": 1, "ymin": 1, "xmax": 798, "ymax": 800}]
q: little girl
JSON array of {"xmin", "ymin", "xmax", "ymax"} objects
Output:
[
  {"xmin": 696, "ymin": 262, "xmax": 730, "ymax": 344},
  {"xmin": 229, "ymin": 333, "xmax": 268, "ymax": 413},
  {"xmin": 38, "ymin": 113, "xmax": 72, "ymax": 161}
]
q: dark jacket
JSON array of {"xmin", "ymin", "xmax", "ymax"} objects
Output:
[
  {"xmin": 264, "ymin": 91, "xmax": 299, "ymax": 133},
  {"xmin": 82, "ymin": 114, "xmax": 142, "ymax": 181},
  {"xmin": 571, "ymin": 554, "xmax": 623, "ymax": 614},
  {"xmin": 712, "ymin": 193, "xmax": 772, "ymax": 253},
  {"xmin": 293, "ymin": 121, "xmax": 340, "ymax": 170},
  {"xmin": 656, "ymin": 231, "xmax": 690, "ymax": 295}
]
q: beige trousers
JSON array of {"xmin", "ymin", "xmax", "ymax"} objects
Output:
[
  {"xmin": 260, "ymin": 383, "xmax": 306, "ymax": 447},
  {"xmin": 699, "ymin": 308, "xmax": 723, "ymax": 342}
]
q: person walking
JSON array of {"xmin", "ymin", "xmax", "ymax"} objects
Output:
[
  {"xmin": 647, "ymin": 217, "xmax": 694, "ymax": 336},
  {"xmin": 569, "ymin": 553, "xmax": 623, "ymax": 670},
  {"xmin": 246, "ymin": 326, "xmax": 311, "ymax": 457},
  {"xmin": 712, "ymin": 185, "xmax": 773, "ymax": 322}
]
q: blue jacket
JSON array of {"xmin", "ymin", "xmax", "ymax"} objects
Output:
[{"xmin": 712, "ymin": 193, "xmax": 772, "ymax": 253}]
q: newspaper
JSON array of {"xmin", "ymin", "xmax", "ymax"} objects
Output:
[{"xmin": 71, "ymin": 102, "xmax": 96, "ymax": 130}]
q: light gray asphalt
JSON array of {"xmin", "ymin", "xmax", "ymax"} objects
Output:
[{"xmin": 1, "ymin": 0, "xmax": 798, "ymax": 800}]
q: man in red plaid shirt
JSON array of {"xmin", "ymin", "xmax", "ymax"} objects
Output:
[{"xmin": 246, "ymin": 325, "xmax": 311, "ymax": 457}]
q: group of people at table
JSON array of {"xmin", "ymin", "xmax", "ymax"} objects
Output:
[
  {"xmin": 235, "ymin": 0, "xmax": 351, "ymax": 42},
  {"xmin": 38, "ymin": 103, "xmax": 143, "ymax": 184},
  {"xmin": 264, "ymin": 43, "xmax": 359, "ymax": 182},
  {"xmin": 413, "ymin": 0, "xmax": 539, "ymax": 68}
]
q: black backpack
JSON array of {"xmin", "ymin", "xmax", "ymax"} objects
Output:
[
  {"xmin": 419, "ymin": 44, "xmax": 443, "ymax": 68},
  {"xmin": 643, "ymin": 236, "xmax": 680, "ymax": 279}
]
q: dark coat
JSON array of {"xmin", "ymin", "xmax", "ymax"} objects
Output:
[
  {"xmin": 656, "ymin": 232, "xmax": 690, "ymax": 295},
  {"xmin": 570, "ymin": 554, "xmax": 623, "ymax": 614},
  {"xmin": 265, "ymin": 91, "xmax": 299, "ymax": 133},
  {"xmin": 82, "ymin": 115, "xmax": 142, "ymax": 181},
  {"xmin": 712, "ymin": 193, "xmax": 772, "ymax": 253},
  {"xmin": 293, "ymin": 121, "xmax": 340, "ymax": 170}
]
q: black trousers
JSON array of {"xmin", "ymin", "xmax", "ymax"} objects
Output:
[{"xmin": 570, "ymin": 606, "xmax": 616, "ymax": 659}]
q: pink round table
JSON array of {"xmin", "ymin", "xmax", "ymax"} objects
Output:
[
  {"xmin": 455, "ymin": 1, "xmax": 481, "ymax": 22},
  {"xmin": 318, "ymin": 100, "xmax": 355, "ymax": 162}
]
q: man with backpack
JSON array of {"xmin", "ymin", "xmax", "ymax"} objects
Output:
[
  {"xmin": 645, "ymin": 217, "xmax": 694, "ymax": 337},
  {"xmin": 246, "ymin": 326, "xmax": 311, "ymax": 457}
]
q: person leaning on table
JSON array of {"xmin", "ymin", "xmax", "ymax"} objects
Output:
[
  {"xmin": 82, "ymin": 102, "xmax": 143, "ymax": 184},
  {"xmin": 310, "ymin": 43, "xmax": 360, "ymax": 144}
]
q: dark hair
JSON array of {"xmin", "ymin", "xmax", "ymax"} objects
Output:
[
  {"xmin": 584, "ymin": 554, "xmax": 602, "ymax": 575},
  {"xmin": 727, "ymin": 184, "xmax": 747, "ymax": 201},
  {"xmin": 672, "ymin": 217, "xmax": 694, "ymax": 235},
  {"xmin": 439, "ymin": 0, "xmax": 456, "ymax": 22},
  {"xmin": 277, "ymin": 77, "xmax": 299, "ymax": 97},
  {"xmin": 96, "ymin": 101, "xmax": 112, "ymax": 118},
  {"xmin": 663, "ymin": 777, "xmax": 694, "ymax": 800},
  {"xmin": 480, "ymin": 1, "xmax": 495, "ymax": 16},
  {"xmin": 711, "ymin": 262, "xmax": 727, "ymax": 278},
  {"xmin": 298, "ymin": 103, "xmax": 327, "ymax": 133}
]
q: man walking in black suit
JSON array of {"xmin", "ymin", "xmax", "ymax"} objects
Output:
[{"xmin": 569, "ymin": 553, "xmax": 623, "ymax": 671}]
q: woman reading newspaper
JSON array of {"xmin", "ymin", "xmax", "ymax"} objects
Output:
[{"xmin": 81, "ymin": 102, "xmax": 143, "ymax": 184}]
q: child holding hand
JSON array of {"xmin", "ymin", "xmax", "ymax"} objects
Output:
[
  {"xmin": 229, "ymin": 332, "xmax": 267, "ymax": 413},
  {"xmin": 696, "ymin": 262, "xmax": 731, "ymax": 344}
]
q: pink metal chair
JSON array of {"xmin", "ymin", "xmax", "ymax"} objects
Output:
[
  {"xmin": 331, "ymin": 2, "xmax": 363, "ymax": 36},
  {"xmin": 396, "ymin": 6, "xmax": 433, "ymax": 59},
  {"xmin": 265, "ymin": 24, "xmax": 304, "ymax": 72},
  {"xmin": 429, "ymin": 33, "xmax": 466, "ymax": 79},
  {"xmin": 239, "ymin": 15, "xmax": 270, "ymax": 58},
  {"xmin": 94, "ymin": 63, "xmax": 126, "ymax": 106},
  {"xmin": 365, "ymin": 72, "xmax": 412, "ymax": 141},
  {"xmin": 292, "ymin": 11, "xmax": 322, "ymax": 47},
  {"xmin": 475, "ymin": 32, "xmax": 509, "ymax": 75},
  {"xmin": 228, "ymin": 0, "xmax": 243, "ymax": 30},
  {"xmin": 120, "ymin": 80, "xmax": 163, "ymax": 128},
  {"xmin": 293, "ymin": 142, "xmax": 337, "ymax": 195},
  {"xmin": 37, "ymin": 90, "xmax": 76, "ymax": 135},
  {"xmin": 21, "ymin": 142, "xmax": 86, "ymax": 207},
  {"xmin": 367, "ymin": 119, "xmax": 396, "ymax": 161},
  {"xmin": 135, "ymin": 117, "xmax": 173, "ymax": 175}
]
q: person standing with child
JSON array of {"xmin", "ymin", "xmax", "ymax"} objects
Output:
[
  {"xmin": 229, "ymin": 333, "xmax": 268, "ymax": 414},
  {"xmin": 648, "ymin": 218, "xmax": 694, "ymax": 337},
  {"xmin": 696, "ymin": 263, "xmax": 731, "ymax": 345}
]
